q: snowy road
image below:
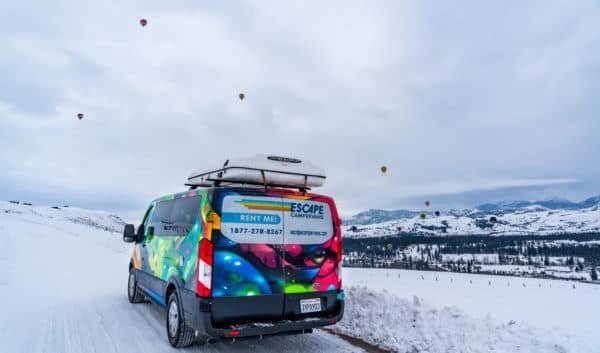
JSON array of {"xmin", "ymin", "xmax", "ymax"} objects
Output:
[{"xmin": 0, "ymin": 210, "xmax": 362, "ymax": 353}]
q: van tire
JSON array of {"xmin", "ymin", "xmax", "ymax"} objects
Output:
[
  {"xmin": 166, "ymin": 292, "xmax": 195, "ymax": 348},
  {"xmin": 127, "ymin": 270, "xmax": 145, "ymax": 304}
]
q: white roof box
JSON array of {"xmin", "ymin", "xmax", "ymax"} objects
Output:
[{"xmin": 187, "ymin": 155, "xmax": 326, "ymax": 189}]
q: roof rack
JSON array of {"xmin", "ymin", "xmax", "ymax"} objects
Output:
[{"xmin": 186, "ymin": 155, "xmax": 326, "ymax": 192}]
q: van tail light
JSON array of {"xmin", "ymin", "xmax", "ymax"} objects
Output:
[
  {"xmin": 334, "ymin": 221, "xmax": 343, "ymax": 289},
  {"xmin": 335, "ymin": 235, "xmax": 343, "ymax": 264},
  {"xmin": 336, "ymin": 240, "xmax": 343, "ymax": 289},
  {"xmin": 197, "ymin": 238, "xmax": 213, "ymax": 298}
]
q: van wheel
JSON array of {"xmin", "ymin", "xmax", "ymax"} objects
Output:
[
  {"xmin": 166, "ymin": 292, "xmax": 195, "ymax": 348},
  {"xmin": 127, "ymin": 270, "xmax": 144, "ymax": 304}
]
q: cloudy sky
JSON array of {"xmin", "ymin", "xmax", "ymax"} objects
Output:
[{"xmin": 2, "ymin": 0, "xmax": 600, "ymax": 220}]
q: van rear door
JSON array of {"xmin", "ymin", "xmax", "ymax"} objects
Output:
[
  {"xmin": 211, "ymin": 189, "xmax": 286, "ymax": 324},
  {"xmin": 210, "ymin": 188, "xmax": 341, "ymax": 324},
  {"xmin": 279, "ymin": 194, "xmax": 341, "ymax": 319}
]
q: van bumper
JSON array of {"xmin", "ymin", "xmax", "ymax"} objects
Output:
[{"xmin": 182, "ymin": 290, "xmax": 345, "ymax": 339}]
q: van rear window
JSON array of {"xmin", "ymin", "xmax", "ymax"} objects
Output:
[{"xmin": 219, "ymin": 195, "xmax": 333, "ymax": 244}]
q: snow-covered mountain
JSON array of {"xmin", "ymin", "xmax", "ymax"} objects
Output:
[
  {"xmin": 344, "ymin": 195, "xmax": 600, "ymax": 237},
  {"xmin": 344, "ymin": 209, "xmax": 420, "ymax": 225},
  {"xmin": 476, "ymin": 195, "xmax": 600, "ymax": 212},
  {"xmin": 0, "ymin": 200, "xmax": 126, "ymax": 233}
]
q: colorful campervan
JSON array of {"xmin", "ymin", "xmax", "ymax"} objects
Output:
[{"xmin": 123, "ymin": 155, "xmax": 344, "ymax": 347}]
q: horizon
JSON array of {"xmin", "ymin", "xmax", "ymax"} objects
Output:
[{"xmin": 3, "ymin": 191, "xmax": 599, "ymax": 222}]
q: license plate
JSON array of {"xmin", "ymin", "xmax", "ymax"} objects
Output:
[{"xmin": 300, "ymin": 298, "xmax": 322, "ymax": 314}]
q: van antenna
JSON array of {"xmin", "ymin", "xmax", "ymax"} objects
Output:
[
  {"xmin": 260, "ymin": 170, "xmax": 268, "ymax": 192},
  {"xmin": 302, "ymin": 175, "xmax": 308, "ymax": 195}
]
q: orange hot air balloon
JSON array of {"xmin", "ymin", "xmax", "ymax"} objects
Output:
[
  {"xmin": 239, "ymin": 93, "xmax": 245, "ymax": 100},
  {"xmin": 140, "ymin": 18, "xmax": 148, "ymax": 27},
  {"xmin": 380, "ymin": 165, "xmax": 387, "ymax": 174},
  {"xmin": 77, "ymin": 113, "xmax": 84, "ymax": 120}
]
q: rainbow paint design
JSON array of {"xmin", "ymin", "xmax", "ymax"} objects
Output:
[
  {"xmin": 132, "ymin": 187, "xmax": 341, "ymax": 299},
  {"xmin": 212, "ymin": 188, "xmax": 341, "ymax": 297},
  {"xmin": 133, "ymin": 189, "xmax": 209, "ymax": 292},
  {"xmin": 236, "ymin": 198, "xmax": 293, "ymax": 212}
]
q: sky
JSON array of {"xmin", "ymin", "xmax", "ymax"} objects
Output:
[{"xmin": 1, "ymin": 0, "xmax": 600, "ymax": 220}]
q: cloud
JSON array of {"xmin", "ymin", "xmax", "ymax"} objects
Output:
[{"xmin": 1, "ymin": 0, "xmax": 600, "ymax": 216}]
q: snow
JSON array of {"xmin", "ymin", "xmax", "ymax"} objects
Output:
[
  {"xmin": 334, "ymin": 286, "xmax": 588, "ymax": 353},
  {"xmin": 0, "ymin": 201, "xmax": 126, "ymax": 233},
  {"xmin": 440, "ymin": 253, "xmax": 499, "ymax": 264},
  {"xmin": 2, "ymin": 201, "xmax": 599, "ymax": 353},
  {"xmin": 479, "ymin": 264, "xmax": 591, "ymax": 280},
  {"xmin": 343, "ymin": 268, "xmax": 600, "ymax": 352},
  {"xmin": 0, "ymin": 202, "xmax": 360, "ymax": 353}
]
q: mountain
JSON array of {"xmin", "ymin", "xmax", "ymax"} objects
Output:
[
  {"xmin": 344, "ymin": 195, "xmax": 600, "ymax": 238},
  {"xmin": 0, "ymin": 201, "xmax": 126, "ymax": 233},
  {"xmin": 578, "ymin": 195, "xmax": 600, "ymax": 209},
  {"xmin": 344, "ymin": 209, "xmax": 419, "ymax": 225},
  {"xmin": 475, "ymin": 196, "xmax": 600, "ymax": 212}
]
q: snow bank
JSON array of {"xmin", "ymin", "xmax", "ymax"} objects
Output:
[{"xmin": 335, "ymin": 285, "xmax": 592, "ymax": 353}]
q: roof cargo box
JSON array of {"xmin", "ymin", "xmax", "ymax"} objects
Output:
[{"xmin": 187, "ymin": 155, "xmax": 326, "ymax": 189}]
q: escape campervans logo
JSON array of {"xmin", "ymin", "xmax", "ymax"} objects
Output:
[
  {"xmin": 290, "ymin": 202, "xmax": 325, "ymax": 220},
  {"xmin": 223, "ymin": 195, "xmax": 332, "ymax": 243}
]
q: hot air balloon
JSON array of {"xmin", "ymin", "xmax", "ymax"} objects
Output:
[
  {"xmin": 396, "ymin": 226, "xmax": 402, "ymax": 232},
  {"xmin": 425, "ymin": 200, "xmax": 431, "ymax": 207},
  {"xmin": 239, "ymin": 93, "xmax": 245, "ymax": 100},
  {"xmin": 380, "ymin": 165, "xmax": 387, "ymax": 174},
  {"xmin": 434, "ymin": 210, "xmax": 441, "ymax": 217},
  {"xmin": 139, "ymin": 18, "xmax": 148, "ymax": 27},
  {"xmin": 77, "ymin": 113, "xmax": 84, "ymax": 120},
  {"xmin": 387, "ymin": 243, "xmax": 393, "ymax": 251},
  {"xmin": 489, "ymin": 216, "xmax": 498, "ymax": 223},
  {"xmin": 419, "ymin": 212, "xmax": 427, "ymax": 220},
  {"xmin": 350, "ymin": 225, "xmax": 358, "ymax": 232}
]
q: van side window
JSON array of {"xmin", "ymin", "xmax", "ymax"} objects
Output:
[
  {"xmin": 149, "ymin": 197, "xmax": 200, "ymax": 236},
  {"xmin": 149, "ymin": 200, "xmax": 175, "ymax": 236},
  {"xmin": 170, "ymin": 196, "xmax": 201, "ymax": 235}
]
